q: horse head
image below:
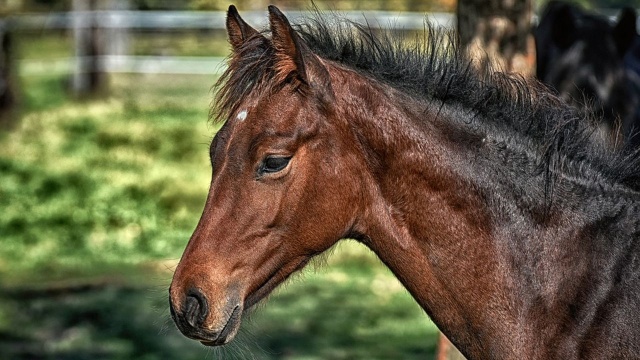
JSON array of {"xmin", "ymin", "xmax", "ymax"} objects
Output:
[{"xmin": 168, "ymin": 5, "xmax": 363, "ymax": 346}]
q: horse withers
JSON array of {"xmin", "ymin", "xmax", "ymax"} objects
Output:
[{"xmin": 170, "ymin": 5, "xmax": 640, "ymax": 359}]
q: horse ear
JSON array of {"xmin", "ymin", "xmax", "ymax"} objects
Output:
[
  {"xmin": 267, "ymin": 5, "xmax": 333, "ymax": 100},
  {"xmin": 268, "ymin": 5, "xmax": 308, "ymax": 83},
  {"xmin": 551, "ymin": 4, "xmax": 578, "ymax": 50},
  {"xmin": 226, "ymin": 5, "xmax": 261, "ymax": 51},
  {"xmin": 613, "ymin": 7, "xmax": 637, "ymax": 57}
]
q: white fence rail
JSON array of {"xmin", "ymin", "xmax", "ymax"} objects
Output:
[
  {"xmin": 13, "ymin": 10, "xmax": 455, "ymax": 76},
  {"xmin": 12, "ymin": 10, "xmax": 455, "ymax": 30},
  {"xmin": 12, "ymin": 9, "xmax": 637, "ymax": 76}
]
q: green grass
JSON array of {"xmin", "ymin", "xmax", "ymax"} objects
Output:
[
  {"xmin": 0, "ymin": 72, "xmax": 438, "ymax": 359},
  {"xmin": 15, "ymin": 32, "xmax": 74, "ymax": 60},
  {"xmin": 15, "ymin": 31, "xmax": 231, "ymax": 61}
]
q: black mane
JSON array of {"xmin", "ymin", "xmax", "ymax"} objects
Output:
[{"xmin": 214, "ymin": 12, "xmax": 640, "ymax": 192}]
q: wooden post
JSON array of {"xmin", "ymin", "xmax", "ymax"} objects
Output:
[
  {"xmin": 72, "ymin": 0, "xmax": 105, "ymax": 97},
  {"xmin": 106, "ymin": 0, "xmax": 129, "ymax": 68}
]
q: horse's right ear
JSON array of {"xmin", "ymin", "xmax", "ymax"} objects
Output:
[
  {"xmin": 226, "ymin": 5, "xmax": 261, "ymax": 51},
  {"xmin": 268, "ymin": 5, "xmax": 334, "ymax": 103}
]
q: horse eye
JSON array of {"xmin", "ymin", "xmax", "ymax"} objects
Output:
[{"xmin": 259, "ymin": 156, "xmax": 291, "ymax": 175}]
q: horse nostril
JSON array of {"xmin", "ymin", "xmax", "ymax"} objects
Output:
[{"xmin": 184, "ymin": 288, "xmax": 209, "ymax": 328}]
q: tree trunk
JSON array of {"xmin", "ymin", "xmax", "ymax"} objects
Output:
[
  {"xmin": 0, "ymin": 15, "xmax": 16, "ymax": 127},
  {"xmin": 457, "ymin": 0, "xmax": 535, "ymax": 76}
]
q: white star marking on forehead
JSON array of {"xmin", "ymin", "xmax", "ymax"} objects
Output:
[{"xmin": 237, "ymin": 110, "xmax": 248, "ymax": 121}]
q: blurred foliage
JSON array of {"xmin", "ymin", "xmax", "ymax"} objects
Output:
[{"xmin": 0, "ymin": 73, "xmax": 213, "ymax": 279}]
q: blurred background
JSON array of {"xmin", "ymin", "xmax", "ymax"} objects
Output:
[{"xmin": 0, "ymin": 0, "xmax": 637, "ymax": 359}]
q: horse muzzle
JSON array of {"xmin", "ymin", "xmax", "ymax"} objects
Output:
[{"xmin": 169, "ymin": 287, "xmax": 243, "ymax": 346}]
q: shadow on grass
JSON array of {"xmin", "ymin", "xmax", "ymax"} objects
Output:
[{"xmin": 0, "ymin": 282, "xmax": 205, "ymax": 360}]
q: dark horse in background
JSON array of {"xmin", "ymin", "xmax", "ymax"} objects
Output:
[
  {"xmin": 534, "ymin": 1, "xmax": 640, "ymax": 148},
  {"xmin": 170, "ymin": 5, "xmax": 640, "ymax": 359}
]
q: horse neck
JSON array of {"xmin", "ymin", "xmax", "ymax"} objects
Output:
[
  {"xmin": 328, "ymin": 64, "xmax": 640, "ymax": 358},
  {"xmin": 329, "ymin": 66, "xmax": 511, "ymax": 355}
]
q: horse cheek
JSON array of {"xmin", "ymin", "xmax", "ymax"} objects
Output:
[{"xmin": 302, "ymin": 167, "xmax": 356, "ymax": 252}]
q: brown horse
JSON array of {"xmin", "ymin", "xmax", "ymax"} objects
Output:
[{"xmin": 169, "ymin": 5, "xmax": 640, "ymax": 359}]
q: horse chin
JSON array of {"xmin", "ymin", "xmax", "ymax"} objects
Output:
[{"xmin": 244, "ymin": 256, "xmax": 312, "ymax": 309}]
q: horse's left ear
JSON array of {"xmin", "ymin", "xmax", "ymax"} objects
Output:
[
  {"xmin": 268, "ymin": 5, "xmax": 333, "ymax": 100},
  {"xmin": 613, "ymin": 7, "xmax": 637, "ymax": 57},
  {"xmin": 226, "ymin": 5, "xmax": 262, "ymax": 52}
]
